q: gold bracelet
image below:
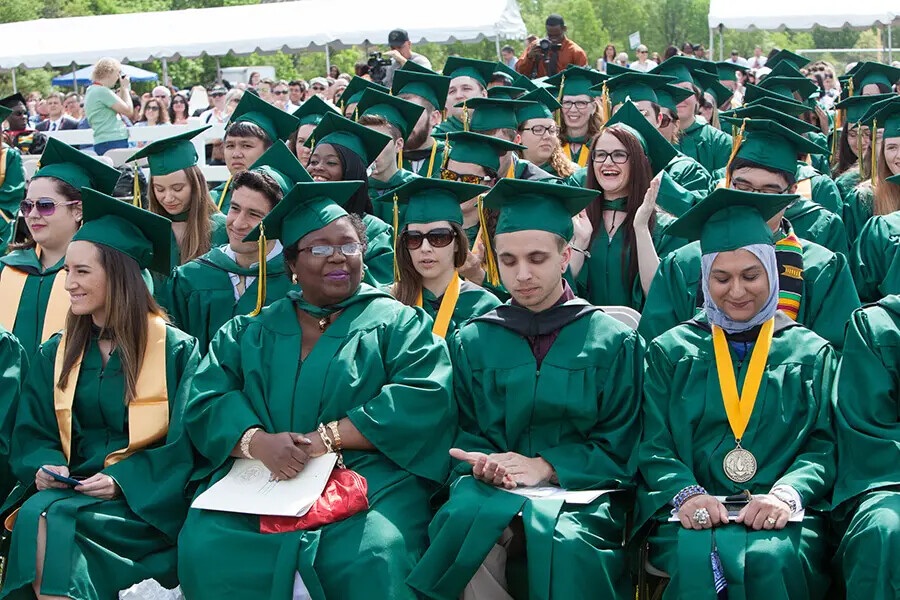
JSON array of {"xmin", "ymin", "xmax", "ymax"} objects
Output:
[
  {"xmin": 327, "ymin": 420, "xmax": 342, "ymax": 451},
  {"xmin": 317, "ymin": 423, "xmax": 334, "ymax": 454},
  {"xmin": 240, "ymin": 427, "xmax": 262, "ymax": 459}
]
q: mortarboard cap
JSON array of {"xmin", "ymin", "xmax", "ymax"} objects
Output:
[
  {"xmin": 443, "ymin": 131, "xmax": 525, "ymax": 172},
  {"xmin": 655, "ymin": 84, "xmax": 694, "ymax": 112},
  {"xmin": 459, "ymin": 97, "xmax": 531, "ymax": 131},
  {"xmin": 766, "ymin": 49, "xmax": 809, "ymax": 71},
  {"xmin": 716, "ymin": 61, "xmax": 747, "ymax": 82},
  {"xmin": 605, "ymin": 100, "xmax": 677, "ymax": 175},
  {"xmin": 600, "ymin": 72, "xmax": 675, "ymax": 107},
  {"xmin": 126, "ymin": 125, "xmax": 211, "ymax": 176},
  {"xmin": 248, "ymin": 141, "xmax": 312, "ymax": 195},
  {"xmin": 544, "ymin": 65, "xmax": 608, "ymax": 97},
  {"xmin": 442, "ymin": 57, "xmax": 497, "ymax": 89},
  {"xmin": 516, "ymin": 88, "xmax": 561, "ymax": 123},
  {"xmin": 228, "ymin": 91, "xmax": 300, "ymax": 142},
  {"xmin": 384, "ymin": 176, "xmax": 488, "ymax": 226},
  {"xmin": 306, "ymin": 112, "xmax": 391, "ymax": 166},
  {"xmin": 720, "ymin": 116, "xmax": 828, "ymax": 174},
  {"xmin": 341, "ymin": 77, "xmax": 389, "ymax": 112},
  {"xmin": 392, "ymin": 69, "xmax": 450, "ymax": 112},
  {"xmin": 834, "ymin": 93, "xmax": 897, "ymax": 126},
  {"xmin": 356, "ymin": 88, "xmax": 425, "ymax": 139},
  {"xmin": 33, "ymin": 138, "xmax": 121, "ymax": 195},
  {"xmin": 483, "ymin": 178, "xmax": 598, "ymax": 240},
  {"xmin": 851, "ymin": 62, "xmax": 900, "ymax": 92},
  {"xmin": 291, "ymin": 95, "xmax": 340, "ymax": 127}
]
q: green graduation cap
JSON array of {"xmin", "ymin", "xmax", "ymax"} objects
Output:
[
  {"xmin": 742, "ymin": 83, "xmax": 810, "ymax": 111},
  {"xmin": 721, "ymin": 104, "xmax": 818, "ymax": 135},
  {"xmin": 834, "ymin": 93, "xmax": 897, "ymax": 126},
  {"xmin": 384, "ymin": 176, "xmax": 488, "ymax": 226},
  {"xmin": 0, "ymin": 93, "xmax": 25, "ymax": 109},
  {"xmin": 666, "ymin": 188, "xmax": 798, "ymax": 254},
  {"xmin": 766, "ymin": 49, "xmax": 809, "ymax": 71},
  {"xmin": 492, "ymin": 61, "xmax": 520, "ymax": 84},
  {"xmin": 243, "ymin": 181, "xmax": 362, "ymax": 247},
  {"xmin": 758, "ymin": 76, "xmax": 818, "ymax": 105},
  {"xmin": 306, "ymin": 112, "xmax": 391, "ymax": 166},
  {"xmin": 229, "ymin": 90, "xmax": 300, "ymax": 143},
  {"xmin": 459, "ymin": 97, "xmax": 531, "ymax": 131},
  {"xmin": 487, "ymin": 85, "xmax": 529, "ymax": 100},
  {"xmin": 719, "ymin": 116, "xmax": 828, "ymax": 174},
  {"xmin": 33, "ymin": 138, "xmax": 121, "ymax": 195},
  {"xmin": 887, "ymin": 173, "xmax": 900, "ymax": 185},
  {"xmin": 600, "ymin": 72, "xmax": 675, "ymax": 107},
  {"xmin": 72, "ymin": 188, "xmax": 172, "ymax": 274},
  {"xmin": 248, "ymin": 140, "xmax": 312, "ymax": 195},
  {"xmin": 483, "ymin": 178, "xmax": 598, "ymax": 240},
  {"xmin": 716, "ymin": 62, "xmax": 747, "ymax": 82},
  {"xmin": 858, "ymin": 96, "xmax": 900, "ymax": 139},
  {"xmin": 695, "ymin": 70, "xmax": 733, "ymax": 107},
  {"xmin": 0, "ymin": 105, "xmax": 11, "ymax": 124},
  {"xmin": 650, "ymin": 56, "xmax": 714, "ymax": 86},
  {"xmin": 126, "ymin": 125, "xmax": 211, "ymax": 176},
  {"xmin": 605, "ymin": 63, "xmax": 631, "ymax": 77},
  {"xmin": 356, "ymin": 88, "xmax": 425, "ymax": 139},
  {"xmin": 292, "ymin": 95, "xmax": 340, "ymax": 127},
  {"xmin": 765, "ymin": 61, "xmax": 806, "ymax": 79},
  {"xmin": 442, "ymin": 57, "xmax": 497, "ymax": 89},
  {"xmin": 656, "ymin": 84, "xmax": 694, "ymax": 112},
  {"xmin": 851, "ymin": 62, "xmax": 900, "ymax": 92},
  {"xmin": 741, "ymin": 94, "xmax": 810, "ymax": 118},
  {"xmin": 544, "ymin": 65, "xmax": 608, "ymax": 97},
  {"xmin": 516, "ymin": 88, "xmax": 561, "ymax": 123},
  {"xmin": 605, "ymin": 100, "xmax": 677, "ymax": 175},
  {"xmin": 341, "ymin": 77, "xmax": 390, "ymax": 112},
  {"xmin": 401, "ymin": 60, "xmax": 439, "ymax": 76},
  {"xmin": 443, "ymin": 131, "xmax": 526, "ymax": 171},
  {"xmin": 392, "ymin": 69, "xmax": 450, "ymax": 112}
]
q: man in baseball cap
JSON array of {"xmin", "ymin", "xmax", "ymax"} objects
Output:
[{"xmin": 383, "ymin": 28, "xmax": 433, "ymax": 88}]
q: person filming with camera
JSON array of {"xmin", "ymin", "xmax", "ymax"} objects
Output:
[
  {"xmin": 382, "ymin": 28, "xmax": 433, "ymax": 87},
  {"xmin": 516, "ymin": 14, "xmax": 587, "ymax": 79}
]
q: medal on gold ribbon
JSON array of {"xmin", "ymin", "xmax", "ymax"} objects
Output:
[{"xmin": 711, "ymin": 318, "xmax": 774, "ymax": 483}]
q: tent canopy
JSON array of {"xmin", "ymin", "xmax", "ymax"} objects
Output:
[
  {"xmin": 51, "ymin": 64, "xmax": 158, "ymax": 87},
  {"xmin": 0, "ymin": 0, "xmax": 527, "ymax": 69},
  {"xmin": 709, "ymin": 0, "xmax": 898, "ymax": 31}
]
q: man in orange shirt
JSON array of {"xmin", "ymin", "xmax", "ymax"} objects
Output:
[{"xmin": 516, "ymin": 14, "xmax": 588, "ymax": 79}]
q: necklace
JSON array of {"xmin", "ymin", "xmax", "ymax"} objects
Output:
[{"xmin": 318, "ymin": 315, "xmax": 332, "ymax": 332}]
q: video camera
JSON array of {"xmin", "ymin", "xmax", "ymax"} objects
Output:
[
  {"xmin": 368, "ymin": 52, "xmax": 393, "ymax": 85},
  {"xmin": 538, "ymin": 38, "xmax": 562, "ymax": 54}
]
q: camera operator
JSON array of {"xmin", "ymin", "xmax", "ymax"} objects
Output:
[
  {"xmin": 516, "ymin": 14, "xmax": 587, "ymax": 79},
  {"xmin": 382, "ymin": 29, "xmax": 433, "ymax": 87}
]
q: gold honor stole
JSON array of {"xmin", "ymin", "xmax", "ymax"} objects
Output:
[
  {"xmin": 54, "ymin": 314, "xmax": 170, "ymax": 468},
  {"xmin": 0, "ymin": 267, "xmax": 68, "ymax": 342},
  {"xmin": 415, "ymin": 273, "xmax": 461, "ymax": 338},
  {"xmin": 562, "ymin": 142, "xmax": 589, "ymax": 167}
]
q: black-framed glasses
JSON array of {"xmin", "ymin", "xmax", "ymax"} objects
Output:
[
  {"xmin": 145, "ymin": 105, "xmax": 160, "ymax": 111},
  {"xmin": 592, "ymin": 149, "xmax": 630, "ymax": 164},
  {"xmin": 403, "ymin": 228, "xmax": 456, "ymax": 250},
  {"xmin": 273, "ymin": 90, "xmax": 289, "ymax": 95},
  {"xmin": 440, "ymin": 168, "xmax": 492, "ymax": 184},
  {"xmin": 659, "ymin": 113, "xmax": 677, "ymax": 128},
  {"xmin": 522, "ymin": 124, "xmax": 559, "ymax": 136},
  {"xmin": 298, "ymin": 243, "xmax": 363, "ymax": 258},
  {"xmin": 561, "ymin": 100, "xmax": 591, "ymax": 110},
  {"xmin": 730, "ymin": 180, "xmax": 791, "ymax": 195},
  {"xmin": 21, "ymin": 198, "xmax": 79, "ymax": 217}
]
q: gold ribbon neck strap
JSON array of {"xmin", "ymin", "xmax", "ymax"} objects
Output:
[
  {"xmin": 0, "ymin": 267, "xmax": 69, "ymax": 341},
  {"xmin": 216, "ymin": 175, "xmax": 233, "ymax": 212},
  {"xmin": 562, "ymin": 143, "xmax": 589, "ymax": 167},
  {"xmin": 415, "ymin": 272, "xmax": 461, "ymax": 338},
  {"xmin": 711, "ymin": 318, "xmax": 774, "ymax": 442},
  {"xmin": 54, "ymin": 314, "xmax": 170, "ymax": 468}
]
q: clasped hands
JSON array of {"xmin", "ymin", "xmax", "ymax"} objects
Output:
[
  {"xmin": 36, "ymin": 465, "xmax": 119, "ymax": 500},
  {"xmin": 677, "ymin": 493, "xmax": 792, "ymax": 531},
  {"xmin": 450, "ymin": 448, "xmax": 555, "ymax": 489}
]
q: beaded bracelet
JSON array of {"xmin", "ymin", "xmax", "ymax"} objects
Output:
[
  {"xmin": 672, "ymin": 485, "xmax": 708, "ymax": 511},
  {"xmin": 317, "ymin": 423, "xmax": 334, "ymax": 454}
]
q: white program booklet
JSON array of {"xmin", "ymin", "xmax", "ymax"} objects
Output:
[
  {"xmin": 192, "ymin": 454, "xmax": 337, "ymax": 517},
  {"xmin": 501, "ymin": 485, "xmax": 620, "ymax": 504},
  {"xmin": 667, "ymin": 496, "xmax": 805, "ymax": 522}
]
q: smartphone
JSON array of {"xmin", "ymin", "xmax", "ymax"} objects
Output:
[
  {"xmin": 41, "ymin": 467, "xmax": 83, "ymax": 487},
  {"xmin": 723, "ymin": 491, "xmax": 751, "ymax": 516}
]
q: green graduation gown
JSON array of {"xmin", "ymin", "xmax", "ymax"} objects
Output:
[
  {"xmin": 835, "ymin": 169, "xmax": 861, "ymax": 202},
  {"xmin": 675, "ymin": 116, "xmax": 733, "ymax": 174},
  {"xmin": 570, "ymin": 212, "xmax": 685, "ymax": 309},
  {"xmin": 806, "ymin": 132, "xmax": 832, "ymax": 178},
  {"xmin": 636, "ymin": 312, "xmax": 836, "ymax": 600},
  {"xmin": 407, "ymin": 299, "xmax": 643, "ymax": 600},
  {"xmin": 368, "ymin": 169, "xmax": 419, "ymax": 225},
  {"xmin": 210, "ymin": 179, "xmax": 233, "ymax": 214},
  {"xmin": 402, "ymin": 141, "xmax": 447, "ymax": 178},
  {"xmin": 841, "ymin": 183, "xmax": 874, "ymax": 247},
  {"xmin": 638, "ymin": 223, "xmax": 861, "ymax": 349},
  {"xmin": 1, "ymin": 325, "xmax": 200, "ymax": 600},
  {"xmin": 833, "ymin": 297, "xmax": 900, "ymax": 600},
  {"xmin": 178, "ymin": 286, "xmax": 456, "ymax": 600},
  {"xmin": 0, "ymin": 249, "xmax": 66, "ymax": 361},
  {"xmin": 851, "ymin": 212, "xmax": 900, "ymax": 303},
  {"xmin": 796, "ymin": 163, "xmax": 843, "ymax": 216},
  {"xmin": 419, "ymin": 279, "xmax": 501, "ymax": 335},
  {"xmin": 784, "ymin": 197, "xmax": 849, "ymax": 257},
  {"xmin": 0, "ymin": 146, "xmax": 26, "ymax": 218},
  {"xmin": 0, "ymin": 217, "xmax": 11, "ymax": 255},
  {"xmin": 152, "ymin": 212, "xmax": 229, "ymax": 313},
  {"xmin": 359, "ymin": 213, "xmax": 395, "ymax": 285},
  {"xmin": 167, "ymin": 245, "xmax": 295, "ymax": 349},
  {"xmin": 0, "ymin": 326, "xmax": 26, "ymax": 503}
]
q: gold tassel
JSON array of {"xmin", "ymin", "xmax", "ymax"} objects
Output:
[
  {"xmin": 248, "ymin": 222, "xmax": 267, "ymax": 317},
  {"xmin": 217, "ymin": 175, "xmax": 232, "ymax": 212},
  {"xmin": 477, "ymin": 194, "xmax": 499, "ymax": 286},
  {"xmin": 724, "ymin": 118, "xmax": 747, "ymax": 188},
  {"xmin": 871, "ymin": 119, "xmax": 878, "ymax": 186},
  {"xmin": 848, "ymin": 79, "xmax": 854, "ymax": 98},
  {"xmin": 556, "ymin": 75, "xmax": 565, "ymax": 103},
  {"xmin": 462, "ymin": 100, "xmax": 469, "ymax": 132},
  {"xmin": 600, "ymin": 82, "xmax": 611, "ymax": 125},
  {"xmin": 354, "ymin": 106, "xmax": 359, "ymax": 122},
  {"xmin": 831, "ymin": 109, "xmax": 843, "ymax": 160},
  {"xmin": 425, "ymin": 140, "xmax": 439, "ymax": 178},
  {"xmin": 440, "ymin": 134, "xmax": 451, "ymax": 170},
  {"xmin": 132, "ymin": 167, "xmax": 141, "ymax": 207},
  {"xmin": 857, "ymin": 123, "xmax": 865, "ymax": 178},
  {"xmin": 397, "ymin": 148, "xmax": 403, "ymax": 171},
  {"xmin": 392, "ymin": 193, "xmax": 401, "ymax": 282}
]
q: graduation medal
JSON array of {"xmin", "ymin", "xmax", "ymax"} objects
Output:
[{"xmin": 711, "ymin": 318, "xmax": 775, "ymax": 484}]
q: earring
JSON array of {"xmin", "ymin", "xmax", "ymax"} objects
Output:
[{"xmin": 291, "ymin": 273, "xmax": 298, "ymax": 284}]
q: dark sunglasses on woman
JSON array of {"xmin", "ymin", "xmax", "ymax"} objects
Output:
[
  {"xmin": 440, "ymin": 168, "xmax": 491, "ymax": 185},
  {"xmin": 403, "ymin": 228, "xmax": 456, "ymax": 250},
  {"xmin": 20, "ymin": 198, "xmax": 79, "ymax": 217}
]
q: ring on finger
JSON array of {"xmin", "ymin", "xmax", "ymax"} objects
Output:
[
  {"xmin": 766, "ymin": 516, "xmax": 777, "ymax": 525},
  {"xmin": 693, "ymin": 508, "xmax": 710, "ymax": 525}
]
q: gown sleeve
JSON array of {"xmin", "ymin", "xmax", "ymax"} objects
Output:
[
  {"xmin": 0, "ymin": 332, "xmax": 27, "ymax": 495},
  {"xmin": 850, "ymin": 216, "xmax": 891, "ymax": 303},
  {"xmin": 811, "ymin": 174, "xmax": 843, "ymax": 216},
  {"xmin": 361, "ymin": 217, "xmax": 396, "ymax": 286},
  {"xmin": 803, "ymin": 248, "xmax": 860, "ymax": 352},
  {"xmin": 637, "ymin": 251, "xmax": 697, "ymax": 344}
]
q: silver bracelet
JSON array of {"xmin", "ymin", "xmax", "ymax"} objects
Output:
[
  {"xmin": 570, "ymin": 245, "xmax": 592, "ymax": 259},
  {"xmin": 771, "ymin": 489, "xmax": 798, "ymax": 514},
  {"xmin": 240, "ymin": 427, "xmax": 262, "ymax": 459}
]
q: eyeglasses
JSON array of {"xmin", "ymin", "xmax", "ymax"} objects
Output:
[
  {"xmin": 730, "ymin": 180, "xmax": 791, "ymax": 195},
  {"xmin": 21, "ymin": 198, "xmax": 79, "ymax": 217},
  {"xmin": 273, "ymin": 90, "xmax": 289, "ymax": 95},
  {"xmin": 310, "ymin": 85, "xmax": 327, "ymax": 92},
  {"xmin": 440, "ymin": 168, "xmax": 491, "ymax": 184},
  {"xmin": 210, "ymin": 92, "xmax": 226, "ymax": 97},
  {"xmin": 145, "ymin": 106, "xmax": 160, "ymax": 111},
  {"xmin": 522, "ymin": 125, "xmax": 559, "ymax": 136},
  {"xmin": 403, "ymin": 228, "xmax": 456, "ymax": 250},
  {"xmin": 561, "ymin": 100, "xmax": 591, "ymax": 111},
  {"xmin": 298, "ymin": 243, "xmax": 363, "ymax": 257},
  {"xmin": 659, "ymin": 113, "xmax": 677, "ymax": 128},
  {"xmin": 592, "ymin": 149, "xmax": 630, "ymax": 164}
]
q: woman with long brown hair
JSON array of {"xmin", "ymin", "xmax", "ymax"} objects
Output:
[
  {"xmin": 545, "ymin": 66, "xmax": 608, "ymax": 169},
  {"xmin": 1, "ymin": 188, "xmax": 199, "ymax": 600},
  {"xmin": 515, "ymin": 88, "xmax": 578, "ymax": 181},
  {"xmin": 386, "ymin": 178, "xmax": 498, "ymax": 338},
  {"xmin": 567, "ymin": 101, "xmax": 685, "ymax": 309},
  {"xmin": 832, "ymin": 94, "xmax": 893, "ymax": 198},
  {"xmin": 126, "ymin": 126, "xmax": 228, "ymax": 310}
]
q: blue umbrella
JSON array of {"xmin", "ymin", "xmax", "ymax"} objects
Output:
[{"xmin": 52, "ymin": 64, "xmax": 159, "ymax": 87}]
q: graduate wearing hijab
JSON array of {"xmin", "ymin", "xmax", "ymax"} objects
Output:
[
  {"xmin": 636, "ymin": 188, "xmax": 837, "ymax": 600},
  {"xmin": 407, "ymin": 179, "xmax": 642, "ymax": 600},
  {"xmin": 178, "ymin": 181, "xmax": 456, "ymax": 600},
  {"xmin": 640, "ymin": 117, "xmax": 861, "ymax": 350},
  {"xmin": 0, "ymin": 189, "xmax": 200, "ymax": 599}
]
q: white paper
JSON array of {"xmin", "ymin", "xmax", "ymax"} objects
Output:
[
  {"xmin": 667, "ymin": 496, "xmax": 805, "ymax": 522},
  {"xmin": 501, "ymin": 486, "xmax": 620, "ymax": 504},
  {"xmin": 191, "ymin": 454, "xmax": 337, "ymax": 517}
]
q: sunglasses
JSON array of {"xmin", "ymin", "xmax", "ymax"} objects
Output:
[
  {"xmin": 210, "ymin": 92, "xmax": 225, "ymax": 97},
  {"xmin": 21, "ymin": 198, "xmax": 79, "ymax": 217},
  {"xmin": 440, "ymin": 168, "xmax": 491, "ymax": 184},
  {"xmin": 145, "ymin": 106, "xmax": 160, "ymax": 111},
  {"xmin": 273, "ymin": 90, "xmax": 289, "ymax": 95},
  {"xmin": 403, "ymin": 228, "xmax": 456, "ymax": 250},
  {"xmin": 659, "ymin": 113, "xmax": 677, "ymax": 128},
  {"xmin": 311, "ymin": 85, "xmax": 326, "ymax": 92}
]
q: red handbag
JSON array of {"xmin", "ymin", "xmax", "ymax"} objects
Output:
[{"xmin": 259, "ymin": 467, "xmax": 369, "ymax": 534}]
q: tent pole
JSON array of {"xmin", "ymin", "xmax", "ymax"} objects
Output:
[
  {"xmin": 718, "ymin": 25, "xmax": 724, "ymax": 60},
  {"xmin": 72, "ymin": 61, "xmax": 77, "ymax": 89},
  {"xmin": 215, "ymin": 56, "xmax": 222, "ymax": 85},
  {"xmin": 889, "ymin": 23, "xmax": 893, "ymax": 63},
  {"xmin": 495, "ymin": 34, "xmax": 501, "ymax": 60},
  {"xmin": 10, "ymin": 69, "xmax": 16, "ymax": 94},
  {"xmin": 325, "ymin": 44, "xmax": 331, "ymax": 76},
  {"xmin": 161, "ymin": 58, "xmax": 169, "ymax": 87},
  {"xmin": 709, "ymin": 28, "xmax": 714, "ymax": 59}
]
